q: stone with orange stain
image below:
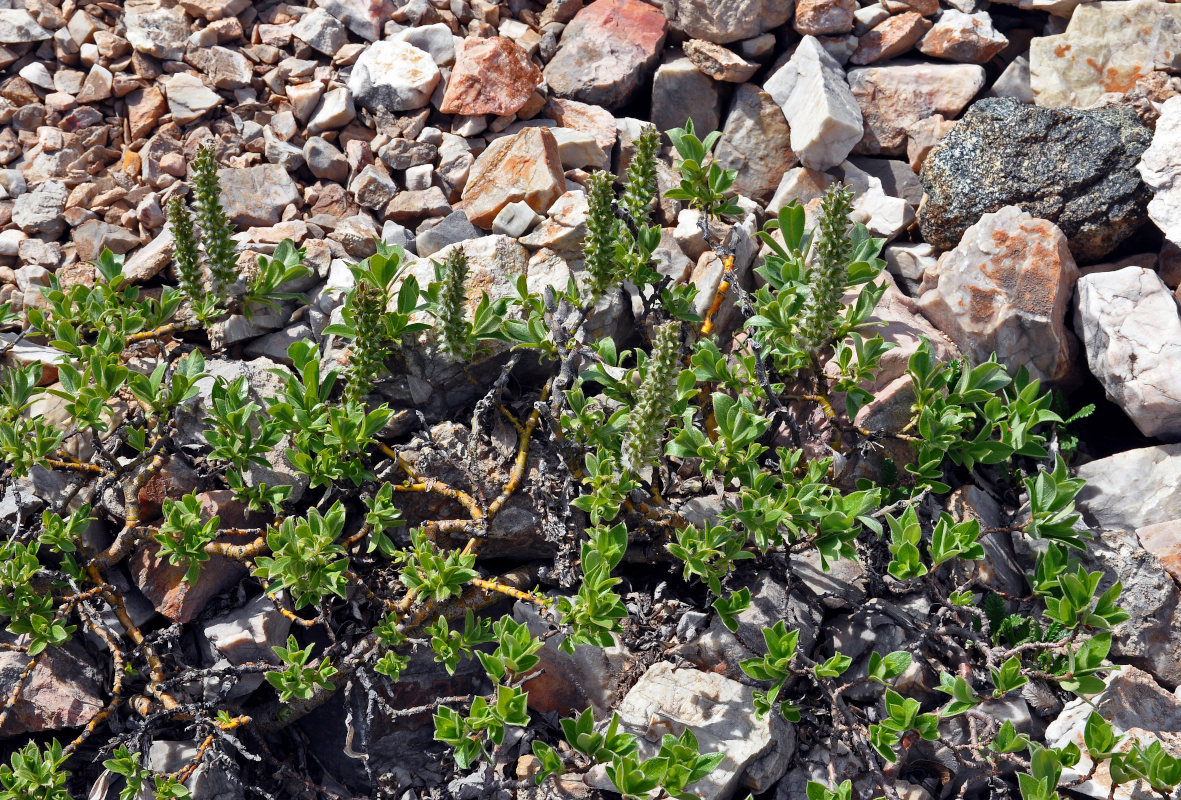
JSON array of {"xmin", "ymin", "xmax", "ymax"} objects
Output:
[
  {"xmin": 850, "ymin": 11, "xmax": 932, "ymax": 65},
  {"xmin": 1030, "ymin": 0, "xmax": 1181, "ymax": 108},
  {"xmin": 919, "ymin": 9, "xmax": 1008, "ymax": 64},
  {"xmin": 1138, "ymin": 519, "xmax": 1181, "ymax": 585},
  {"xmin": 460, "ymin": 126, "xmax": 565, "ymax": 228},
  {"xmin": 440, "ymin": 36, "xmax": 542, "ymax": 116},
  {"xmin": 917, "ymin": 205, "xmax": 1080, "ymax": 385}
]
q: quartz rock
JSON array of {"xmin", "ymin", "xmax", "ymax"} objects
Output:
[
  {"xmin": 1138, "ymin": 96, "xmax": 1181, "ymax": 246},
  {"xmin": 794, "ymin": 0, "xmax": 855, "ymax": 36},
  {"xmin": 461, "ymin": 126, "xmax": 566, "ymax": 228},
  {"xmin": 440, "ymin": 36, "xmax": 541, "ymax": 116},
  {"xmin": 662, "ymin": 0, "xmax": 794, "ymax": 44},
  {"xmin": 163, "ymin": 73, "xmax": 223, "ymax": 125},
  {"xmin": 850, "ymin": 11, "xmax": 931, "ymax": 66},
  {"xmin": 348, "ymin": 40, "xmax": 440, "ymax": 112},
  {"xmin": 713, "ymin": 84, "xmax": 796, "ymax": 204},
  {"xmin": 651, "ymin": 53, "xmax": 720, "ymax": 135},
  {"xmin": 919, "ymin": 9, "xmax": 1008, "ymax": 63},
  {"xmin": 682, "ymin": 38, "xmax": 760, "ymax": 82}
]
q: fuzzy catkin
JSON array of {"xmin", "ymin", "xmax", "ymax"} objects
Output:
[
  {"xmin": 621, "ymin": 321, "xmax": 682, "ymax": 475},
  {"xmin": 190, "ymin": 145, "xmax": 238, "ymax": 298},
  {"xmin": 798, "ymin": 184, "xmax": 855, "ymax": 356},
  {"xmin": 622, "ymin": 125, "xmax": 660, "ymax": 224},
  {"xmin": 436, "ymin": 248, "xmax": 470, "ymax": 362},
  {"xmin": 584, "ymin": 171, "xmax": 618, "ymax": 301},
  {"xmin": 344, "ymin": 279, "xmax": 386, "ymax": 403},
  {"xmin": 166, "ymin": 195, "xmax": 203, "ymax": 305}
]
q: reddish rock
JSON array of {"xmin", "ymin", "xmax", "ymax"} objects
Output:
[
  {"xmin": 130, "ymin": 530, "xmax": 256, "ymax": 623},
  {"xmin": 461, "ymin": 126, "xmax": 566, "ymax": 228},
  {"xmin": 126, "ymin": 85, "xmax": 167, "ymax": 140},
  {"xmin": 682, "ymin": 38, "xmax": 760, "ymax": 82},
  {"xmin": 919, "ymin": 9, "xmax": 1009, "ymax": 64},
  {"xmin": 0, "ymin": 639, "xmax": 104, "ymax": 736},
  {"xmin": 1139, "ymin": 520, "xmax": 1181, "ymax": 585},
  {"xmin": 905, "ymin": 113, "xmax": 956, "ymax": 171},
  {"xmin": 544, "ymin": 96, "xmax": 619, "ymax": 154},
  {"xmin": 882, "ymin": 0, "xmax": 939, "ymax": 14},
  {"xmin": 794, "ymin": 0, "xmax": 856, "ymax": 36},
  {"xmin": 543, "ymin": 0, "xmax": 668, "ymax": 109},
  {"xmin": 440, "ymin": 36, "xmax": 542, "ymax": 116},
  {"xmin": 851, "ymin": 12, "xmax": 932, "ymax": 65}
]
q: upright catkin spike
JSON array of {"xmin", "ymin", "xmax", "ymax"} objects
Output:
[
  {"xmin": 344, "ymin": 278, "xmax": 386, "ymax": 403},
  {"xmin": 584, "ymin": 171, "xmax": 618, "ymax": 301},
  {"xmin": 621, "ymin": 321, "xmax": 682, "ymax": 475},
  {"xmin": 621, "ymin": 125, "xmax": 660, "ymax": 226},
  {"xmin": 190, "ymin": 144, "xmax": 238, "ymax": 298},
  {"xmin": 798, "ymin": 184, "xmax": 855, "ymax": 356},
  {"xmin": 436, "ymin": 247, "xmax": 470, "ymax": 362},
  {"xmin": 166, "ymin": 195, "xmax": 203, "ymax": 306}
]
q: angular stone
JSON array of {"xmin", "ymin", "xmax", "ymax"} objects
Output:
[
  {"xmin": 0, "ymin": 640, "xmax": 103, "ymax": 736},
  {"xmin": 651, "ymin": 53, "xmax": 720, "ymax": 135},
  {"xmin": 385, "ymin": 187, "xmax": 451, "ymax": 224},
  {"xmin": 178, "ymin": 0, "xmax": 249, "ymax": 20},
  {"xmin": 1138, "ymin": 520, "xmax": 1181, "ymax": 585},
  {"xmin": 919, "ymin": 9, "xmax": 1008, "ymax": 63},
  {"xmin": 545, "ymin": 97, "xmax": 619, "ymax": 155},
  {"xmin": 765, "ymin": 36, "xmax": 864, "ymax": 170},
  {"xmin": 348, "ymin": 40, "xmax": 440, "ymax": 112},
  {"xmin": 73, "ymin": 220, "xmax": 139, "ymax": 262},
  {"xmin": 841, "ymin": 159, "xmax": 914, "ymax": 240},
  {"xmin": 124, "ymin": 5, "xmax": 189, "ymax": 61},
  {"xmin": 988, "ymin": 54, "xmax": 1033, "ymax": 103},
  {"xmin": 315, "ymin": 0, "xmax": 394, "ymax": 41},
  {"xmin": 202, "ymin": 46, "xmax": 253, "ymax": 90},
  {"xmin": 292, "ymin": 7, "xmax": 347, "ymax": 55},
  {"xmin": 850, "ymin": 12, "xmax": 931, "ymax": 66},
  {"xmin": 164, "ymin": 73, "xmax": 223, "ymax": 125},
  {"xmin": 919, "ymin": 97, "xmax": 1151, "ymax": 261},
  {"xmin": 614, "ymin": 661, "xmax": 794, "ymax": 799},
  {"xmin": 683, "ymin": 38, "xmax": 760, "ymax": 82},
  {"xmin": 461, "ymin": 126, "xmax": 565, "ymax": 228},
  {"xmin": 1139, "ymin": 96, "xmax": 1181, "ymax": 246},
  {"xmin": 12, "ymin": 180, "xmax": 68, "ymax": 238},
  {"xmin": 0, "ymin": 9, "xmax": 53, "ymax": 43},
  {"xmin": 1075, "ymin": 267, "xmax": 1181, "ymax": 438},
  {"xmin": 714, "ymin": 84, "xmax": 796, "ymax": 204},
  {"xmin": 127, "ymin": 85, "xmax": 167, "ymax": 140},
  {"xmin": 76, "ymin": 63, "xmax": 113, "ymax": 103},
  {"xmin": 794, "ymin": 0, "xmax": 855, "ymax": 35},
  {"xmin": 491, "ymin": 201, "xmax": 543, "ymax": 238},
  {"xmin": 847, "ymin": 60, "xmax": 985, "ymax": 156},
  {"xmin": 1046, "ymin": 666, "xmax": 1181, "ymax": 800},
  {"xmin": 441, "ymin": 36, "xmax": 541, "ymax": 116},
  {"xmin": 307, "ymin": 87, "xmax": 356, "ymax": 134},
  {"xmin": 204, "ymin": 594, "xmax": 292, "ymax": 666},
  {"xmin": 218, "ymin": 164, "xmax": 301, "ymax": 227},
  {"xmin": 395, "ymin": 22, "xmax": 456, "ymax": 65},
  {"xmin": 544, "ymin": 0, "xmax": 668, "ymax": 110},
  {"xmin": 1030, "ymin": 0, "xmax": 1181, "ymax": 109},
  {"xmin": 130, "ymin": 534, "xmax": 252, "ymax": 623},
  {"xmin": 905, "ymin": 113, "xmax": 955, "ymax": 170},
  {"xmin": 917, "ymin": 206, "xmax": 1079, "ymax": 384},
  {"xmin": 1077, "ymin": 444, "xmax": 1181, "ymax": 531},
  {"xmin": 662, "ymin": 0, "xmax": 794, "ymax": 44},
  {"xmin": 416, "ymin": 208, "xmax": 481, "ymax": 257}
]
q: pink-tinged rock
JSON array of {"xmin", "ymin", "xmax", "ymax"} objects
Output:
[
  {"xmin": 461, "ymin": 126, "xmax": 566, "ymax": 228},
  {"xmin": 441, "ymin": 36, "xmax": 542, "ymax": 116},
  {"xmin": 794, "ymin": 0, "xmax": 855, "ymax": 36},
  {"xmin": 714, "ymin": 84, "xmax": 797, "ymax": 203},
  {"xmin": 544, "ymin": 0, "xmax": 668, "ymax": 110},
  {"xmin": 917, "ymin": 205, "xmax": 1079, "ymax": 385},
  {"xmin": 919, "ymin": 10, "xmax": 1008, "ymax": 63},
  {"xmin": 544, "ymin": 96, "xmax": 619, "ymax": 153},
  {"xmin": 905, "ymin": 113, "xmax": 956, "ymax": 170},
  {"xmin": 1138, "ymin": 519, "xmax": 1181, "ymax": 585},
  {"xmin": 683, "ymin": 38, "xmax": 760, "ymax": 82},
  {"xmin": 315, "ymin": 0, "xmax": 393, "ymax": 41},
  {"xmin": 0, "ymin": 639, "xmax": 104, "ymax": 736},
  {"xmin": 130, "ymin": 529, "xmax": 257, "ymax": 623},
  {"xmin": 850, "ymin": 12, "xmax": 932, "ymax": 65},
  {"xmin": 848, "ymin": 61, "xmax": 985, "ymax": 155},
  {"xmin": 662, "ymin": 0, "xmax": 794, "ymax": 44}
]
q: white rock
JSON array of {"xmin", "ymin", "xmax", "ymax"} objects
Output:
[
  {"xmin": 492, "ymin": 201, "xmax": 542, "ymax": 238},
  {"xmin": 1077, "ymin": 443, "xmax": 1181, "ymax": 531},
  {"xmin": 841, "ymin": 160, "xmax": 914, "ymax": 241},
  {"xmin": 124, "ymin": 5, "xmax": 189, "ymax": 61},
  {"xmin": 18, "ymin": 62, "xmax": 54, "ymax": 90},
  {"xmin": 348, "ymin": 40, "xmax": 441, "ymax": 112},
  {"xmin": 0, "ymin": 9, "xmax": 53, "ymax": 43},
  {"xmin": 0, "ymin": 229, "xmax": 25, "ymax": 256},
  {"xmin": 764, "ymin": 36, "xmax": 864, "ymax": 170},
  {"xmin": 1075, "ymin": 267, "xmax": 1181, "ymax": 439},
  {"xmin": 164, "ymin": 73, "xmax": 223, "ymax": 125},
  {"xmin": 204, "ymin": 594, "xmax": 292, "ymax": 666},
  {"xmin": 1139, "ymin": 96, "xmax": 1181, "ymax": 246},
  {"xmin": 651, "ymin": 53, "xmax": 721, "ymax": 135},
  {"xmin": 883, "ymin": 241, "xmax": 936, "ymax": 293},
  {"xmin": 550, "ymin": 126, "xmax": 609, "ymax": 170},
  {"xmin": 306, "ymin": 87, "xmax": 356, "ymax": 134},
  {"xmin": 395, "ymin": 22, "xmax": 457, "ymax": 65},
  {"xmin": 613, "ymin": 661, "xmax": 793, "ymax": 800}
]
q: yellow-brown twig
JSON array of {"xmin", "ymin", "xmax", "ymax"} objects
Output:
[
  {"xmin": 699, "ymin": 253, "xmax": 735, "ymax": 337},
  {"xmin": 470, "ymin": 577, "xmax": 550, "ymax": 607},
  {"xmin": 124, "ymin": 321, "xmax": 201, "ymax": 344}
]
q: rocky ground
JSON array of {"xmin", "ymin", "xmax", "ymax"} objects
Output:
[{"xmin": 4, "ymin": 0, "xmax": 1181, "ymax": 798}]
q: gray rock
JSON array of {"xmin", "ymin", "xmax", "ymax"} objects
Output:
[
  {"xmin": 662, "ymin": 0, "xmax": 795, "ymax": 44},
  {"xmin": 12, "ymin": 180, "xmax": 68, "ymax": 238},
  {"xmin": 395, "ymin": 22, "xmax": 456, "ymax": 65},
  {"xmin": 149, "ymin": 740, "xmax": 244, "ymax": 800},
  {"xmin": 379, "ymin": 138, "xmax": 438, "ymax": 170},
  {"xmin": 218, "ymin": 164, "xmax": 301, "ymax": 227},
  {"xmin": 352, "ymin": 165, "xmax": 397, "ymax": 211},
  {"xmin": 124, "ymin": 5, "xmax": 189, "ymax": 61},
  {"xmin": 292, "ymin": 8, "xmax": 346, "ymax": 55},
  {"xmin": 381, "ymin": 220, "xmax": 416, "ymax": 253},
  {"xmin": 303, "ymin": 136, "xmax": 350, "ymax": 183},
  {"xmin": 1077, "ymin": 444, "xmax": 1181, "ymax": 532},
  {"xmin": 651, "ymin": 53, "xmax": 721, "ymax": 137},
  {"xmin": 919, "ymin": 97, "xmax": 1151, "ymax": 262},
  {"xmin": 414, "ymin": 210, "xmax": 482, "ymax": 258},
  {"xmin": 0, "ymin": 9, "xmax": 53, "ymax": 43},
  {"xmin": 714, "ymin": 83, "xmax": 797, "ymax": 204}
]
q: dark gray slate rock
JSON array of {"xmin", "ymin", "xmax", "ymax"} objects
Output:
[{"xmin": 918, "ymin": 97, "xmax": 1151, "ymax": 262}]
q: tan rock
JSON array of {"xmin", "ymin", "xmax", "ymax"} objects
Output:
[
  {"xmin": 461, "ymin": 126, "xmax": 566, "ymax": 228},
  {"xmin": 1138, "ymin": 519, "xmax": 1181, "ymax": 585},
  {"xmin": 919, "ymin": 9, "xmax": 1008, "ymax": 63},
  {"xmin": 905, "ymin": 113, "xmax": 956, "ymax": 170},
  {"xmin": 544, "ymin": 96, "xmax": 618, "ymax": 154},
  {"xmin": 917, "ymin": 205, "xmax": 1079, "ymax": 385},
  {"xmin": 850, "ymin": 12, "xmax": 932, "ymax": 66},
  {"xmin": 794, "ymin": 0, "xmax": 856, "ymax": 36},
  {"xmin": 1030, "ymin": 0, "xmax": 1181, "ymax": 108},
  {"xmin": 126, "ymin": 85, "xmax": 167, "ymax": 139},
  {"xmin": 848, "ymin": 61, "xmax": 985, "ymax": 155},
  {"xmin": 714, "ymin": 84, "xmax": 796, "ymax": 203},
  {"xmin": 440, "ymin": 36, "xmax": 542, "ymax": 116},
  {"xmin": 683, "ymin": 38, "xmax": 760, "ymax": 82}
]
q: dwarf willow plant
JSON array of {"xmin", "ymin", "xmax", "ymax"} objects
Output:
[{"xmin": 0, "ymin": 123, "xmax": 1166, "ymax": 800}]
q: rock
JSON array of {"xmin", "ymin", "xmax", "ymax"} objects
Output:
[
  {"xmin": 1075, "ymin": 267, "xmax": 1181, "ymax": 438},
  {"xmin": 550, "ymin": 127, "xmax": 609, "ymax": 170},
  {"xmin": 545, "ymin": 97, "xmax": 620, "ymax": 154},
  {"xmin": 491, "ymin": 201, "xmax": 543, "ymax": 238},
  {"xmin": 850, "ymin": 12, "xmax": 932, "ymax": 66},
  {"xmin": 544, "ymin": 0, "xmax": 669, "ymax": 110},
  {"xmin": 163, "ymin": 73, "xmax": 223, "ymax": 125},
  {"xmin": 988, "ymin": 54, "xmax": 1033, "ymax": 103},
  {"xmin": 1077, "ymin": 444, "xmax": 1181, "ymax": 531},
  {"xmin": 847, "ymin": 61, "xmax": 985, "ymax": 156},
  {"xmin": 1030, "ymin": 0, "xmax": 1181, "ymax": 109},
  {"xmin": 12, "ymin": 180, "xmax": 67, "ymax": 238},
  {"xmin": 0, "ymin": 639, "xmax": 104, "ymax": 736},
  {"xmin": 348, "ymin": 40, "xmax": 440, "ymax": 112},
  {"xmin": 1046, "ymin": 666, "xmax": 1181, "ymax": 799},
  {"xmin": 714, "ymin": 84, "xmax": 796, "ymax": 204},
  {"xmin": 917, "ymin": 206, "xmax": 1078, "ymax": 385},
  {"xmin": 1138, "ymin": 520, "xmax": 1181, "ymax": 585},
  {"xmin": 203, "ymin": 593, "xmax": 292, "ymax": 697},
  {"xmin": 352, "ymin": 164, "xmax": 396, "ymax": 210},
  {"xmin": 304, "ymin": 136, "xmax": 350, "ymax": 182},
  {"xmin": 441, "ymin": 36, "xmax": 542, "ymax": 116},
  {"xmin": 124, "ymin": 5, "xmax": 189, "ymax": 61},
  {"xmin": 395, "ymin": 22, "xmax": 456, "ymax": 65},
  {"xmin": 905, "ymin": 113, "xmax": 955, "ymax": 170},
  {"xmin": 768, "ymin": 165, "xmax": 834, "ymax": 214},
  {"xmin": 1139, "ymin": 96, "xmax": 1181, "ymax": 246},
  {"xmin": 292, "ymin": 8, "xmax": 347, "ymax": 55},
  {"xmin": 130, "ymin": 531, "xmax": 253, "ymax": 623},
  {"xmin": 123, "ymin": 227, "xmax": 175, "ymax": 283},
  {"xmin": 662, "ymin": 0, "xmax": 794, "ymax": 44},
  {"xmin": 764, "ymin": 36, "xmax": 864, "ymax": 170},
  {"xmin": 127, "ymin": 85, "xmax": 168, "ymax": 140},
  {"xmin": 919, "ymin": 10, "xmax": 1008, "ymax": 63},
  {"xmin": 380, "ymin": 138, "xmax": 437, "ymax": 170},
  {"xmin": 417, "ymin": 209, "xmax": 482, "ymax": 257},
  {"xmin": 883, "ymin": 241, "xmax": 937, "ymax": 294},
  {"xmin": 683, "ymin": 39, "xmax": 760, "ymax": 82},
  {"xmin": 315, "ymin": 0, "xmax": 393, "ymax": 41},
  {"xmin": 461, "ymin": 126, "xmax": 566, "ymax": 228},
  {"xmin": 614, "ymin": 661, "xmax": 794, "ymax": 800},
  {"xmin": 794, "ymin": 0, "xmax": 855, "ymax": 35},
  {"xmin": 386, "ymin": 187, "xmax": 452, "ymax": 224},
  {"xmin": 651, "ymin": 53, "xmax": 720, "ymax": 135},
  {"xmin": 218, "ymin": 164, "xmax": 302, "ymax": 227},
  {"xmin": 307, "ymin": 87, "xmax": 356, "ymax": 134},
  {"xmin": 0, "ymin": 9, "xmax": 53, "ymax": 43},
  {"xmin": 179, "ymin": 0, "xmax": 249, "ymax": 20},
  {"xmin": 76, "ymin": 64, "xmax": 113, "ymax": 103},
  {"xmin": 73, "ymin": 220, "xmax": 139, "ymax": 262},
  {"xmin": 840, "ymin": 160, "xmax": 914, "ymax": 240},
  {"xmin": 918, "ymin": 97, "xmax": 1151, "ymax": 262},
  {"xmin": 148, "ymin": 740, "xmax": 245, "ymax": 800}
]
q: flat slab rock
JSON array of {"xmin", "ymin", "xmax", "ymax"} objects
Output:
[{"xmin": 611, "ymin": 661, "xmax": 794, "ymax": 800}]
